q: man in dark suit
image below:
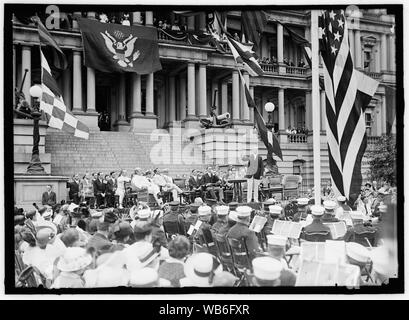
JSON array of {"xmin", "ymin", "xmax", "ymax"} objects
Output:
[
  {"xmin": 93, "ymin": 172, "xmax": 106, "ymax": 208},
  {"xmin": 67, "ymin": 174, "xmax": 81, "ymax": 204},
  {"xmin": 201, "ymin": 167, "xmax": 225, "ymax": 202},
  {"xmin": 42, "ymin": 185, "xmax": 56, "ymax": 206},
  {"xmin": 105, "ymin": 171, "xmax": 116, "ymax": 208}
]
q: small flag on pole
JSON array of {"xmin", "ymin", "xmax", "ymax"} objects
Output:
[
  {"xmin": 238, "ymin": 70, "xmax": 283, "ymax": 161},
  {"xmin": 226, "ymin": 36, "xmax": 264, "ymax": 76},
  {"xmin": 319, "ymin": 9, "xmax": 378, "ymax": 205},
  {"xmin": 33, "ymin": 16, "xmax": 67, "ymax": 70},
  {"xmin": 40, "ymin": 50, "xmax": 89, "ymax": 139}
]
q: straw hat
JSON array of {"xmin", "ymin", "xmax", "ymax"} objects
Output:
[
  {"xmin": 57, "ymin": 247, "xmax": 92, "ymax": 272},
  {"xmin": 182, "ymin": 252, "xmax": 219, "ymax": 287}
]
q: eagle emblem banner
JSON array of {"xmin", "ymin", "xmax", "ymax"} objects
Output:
[{"xmin": 78, "ymin": 18, "xmax": 162, "ymax": 74}]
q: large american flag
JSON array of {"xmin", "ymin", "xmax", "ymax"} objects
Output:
[
  {"xmin": 319, "ymin": 10, "xmax": 378, "ymax": 205},
  {"xmin": 40, "ymin": 50, "xmax": 89, "ymax": 139}
]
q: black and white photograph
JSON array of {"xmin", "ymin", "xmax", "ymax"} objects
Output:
[{"xmin": 3, "ymin": 1, "xmax": 404, "ymax": 297}]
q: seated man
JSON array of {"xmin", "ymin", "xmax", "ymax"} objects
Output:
[
  {"xmin": 131, "ymin": 168, "xmax": 162, "ymax": 206},
  {"xmin": 201, "ymin": 166, "xmax": 225, "ymax": 203},
  {"xmin": 153, "ymin": 168, "xmax": 183, "ymax": 202}
]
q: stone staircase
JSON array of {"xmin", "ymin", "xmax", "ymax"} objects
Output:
[{"xmin": 45, "ymin": 130, "xmax": 207, "ymax": 177}]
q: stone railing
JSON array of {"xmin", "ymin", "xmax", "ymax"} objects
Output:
[
  {"xmin": 285, "ymin": 66, "xmax": 308, "ymax": 75},
  {"xmin": 260, "ymin": 63, "xmax": 278, "ymax": 73},
  {"xmin": 364, "ymin": 71, "xmax": 383, "ymax": 80},
  {"xmin": 287, "ymin": 133, "xmax": 308, "ymax": 143}
]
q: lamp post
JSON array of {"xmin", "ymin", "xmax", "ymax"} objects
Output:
[
  {"xmin": 26, "ymin": 84, "xmax": 45, "ymax": 174},
  {"xmin": 264, "ymin": 102, "xmax": 275, "ymax": 131}
]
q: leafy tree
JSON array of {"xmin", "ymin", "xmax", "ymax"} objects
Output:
[{"xmin": 366, "ymin": 134, "xmax": 396, "ymax": 186}]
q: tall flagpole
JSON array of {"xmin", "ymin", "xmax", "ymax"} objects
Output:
[{"xmin": 311, "ymin": 10, "xmax": 321, "ymax": 205}]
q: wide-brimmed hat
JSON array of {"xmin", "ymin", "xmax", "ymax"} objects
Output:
[
  {"xmin": 215, "ymin": 205, "xmax": 229, "ymax": 216},
  {"xmin": 252, "ymin": 256, "xmax": 283, "ymax": 281},
  {"xmin": 124, "ymin": 242, "xmax": 160, "ymax": 271},
  {"xmin": 57, "ymin": 247, "xmax": 92, "ymax": 272},
  {"xmin": 236, "ymin": 206, "xmax": 252, "ymax": 219},
  {"xmin": 183, "ymin": 252, "xmax": 217, "ymax": 287}
]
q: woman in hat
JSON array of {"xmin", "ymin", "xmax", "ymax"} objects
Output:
[
  {"xmin": 158, "ymin": 236, "xmax": 191, "ymax": 287},
  {"xmin": 179, "ymin": 252, "xmax": 224, "ymax": 287},
  {"xmin": 51, "ymin": 247, "xmax": 93, "ymax": 288}
]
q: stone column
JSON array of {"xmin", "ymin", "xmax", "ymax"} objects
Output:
[
  {"xmin": 381, "ymin": 94, "xmax": 387, "ymax": 134},
  {"xmin": 320, "ymin": 90, "xmax": 326, "ymax": 131},
  {"xmin": 72, "ymin": 50, "xmax": 82, "ymax": 112},
  {"xmin": 62, "ymin": 65, "xmax": 72, "ymax": 110},
  {"xmin": 241, "ymin": 72, "xmax": 250, "ymax": 121},
  {"xmin": 86, "ymin": 67, "xmax": 96, "ymax": 113},
  {"xmin": 185, "ymin": 62, "xmax": 196, "ymax": 121},
  {"xmin": 179, "ymin": 75, "xmax": 186, "ymax": 121},
  {"xmin": 168, "ymin": 76, "xmax": 176, "ymax": 124},
  {"xmin": 278, "ymin": 88, "xmax": 285, "ymax": 131},
  {"xmin": 354, "ymin": 29, "xmax": 362, "ymax": 69},
  {"xmin": 72, "ymin": 12, "xmax": 81, "ymax": 30},
  {"xmin": 132, "ymin": 12, "xmax": 142, "ymax": 25},
  {"xmin": 115, "ymin": 74, "xmax": 130, "ymax": 131},
  {"xmin": 249, "ymin": 86, "xmax": 255, "ymax": 123},
  {"xmin": 199, "ymin": 13, "xmax": 206, "ymax": 31},
  {"xmin": 187, "ymin": 16, "xmax": 195, "ymax": 31},
  {"xmin": 381, "ymin": 33, "xmax": 388, "ymax": 72},
  {"xmin": 388, "ymin": 35, "xmax": 395, "ymax": 72},
  {"xmin": 221, "ymin": 81, "xmax": 228, "ymax": 114},
  {"xmin": 146, "ymin": 73, "xmax": 154, "ymax": 116},
  {"xmin": 145, "ymin": 11, "xmax": 153, "ymax": 25},
  {"xmin": 277, "ymin": 24, "xmax": 284, "ymax": 63},
  {"xmin": 21, "ymin": 46, "xmax": 31, "ymax": 105},
  {"xmin": 199, "ymin": 64, "xmax": 207, "ymax": 118},
  {"xmin": 232, "ymin": 70, "xmax": 240, "ymax": 121},
  {"xmin": 348, "ymin": 29, "xmax": 355, "ymax": 64},
  {"xmin": 305, "ymin": 91, "xmax": 312, "ymax": 130}
]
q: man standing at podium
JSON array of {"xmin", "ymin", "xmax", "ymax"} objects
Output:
[{"xmin": 245, "ymin": 150, "xmax": 264, "ymax": 203}]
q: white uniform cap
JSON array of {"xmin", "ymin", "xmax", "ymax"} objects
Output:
[
  {"xmin": 215, "ymin": 205, "xmax": 229, "ymax": 216},
  {"xmin": 297, "ymin": 198, "xmax": 309, "ymax": 206},
  {"xmin": 236, "ymin": 206, "xmax": 252, "ymax": 218},
  {"xmin": 228, "ymin": 211, "xmax": 238, "ymax": 222},
  {"xmin": 267, "ymin": 234, "xmax": 287, "ymax": 247},
  {"xmin": 137, "ymin": 208, "xmax": 152, "ymax": 219},
  {"xmin": 198, "ymin": 205, "xmax": 212, "ymax": 216},
  {"xmin": 323, "ymin": 200, "xmax": 337, "ymax": 210},
  {"xmin": 268, "ymin": 205, "xmax": 282, "ymax": 215},
  {"xmin": 337, "ymin": 195, "xmax": 347, "ymax": 202},
  {"xmin": 310, "ymin": 205, "xmax": 325, "ymax": 216},
  {"xmin": 252, "ymin": 257, "xmax": 283, "ymax": 281},
  {"xmin": 346, "ymin": 242, "xmax": 370, "ymax": 264}
]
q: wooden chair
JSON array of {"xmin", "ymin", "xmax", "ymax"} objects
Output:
[
  {"xmin": 281, "ymin": 175, "xmax": 302, "ymax": 199},
  {"xmin": 227, "ymin": 237, "xmax": 253, "ymax": 275},
  {"xmin": 214, "ymin": 234, "xmax": 235, "ymax": 275},
  {"xmin": 268, "ymin": 175, "xmax": 284, "ymax": 200}
]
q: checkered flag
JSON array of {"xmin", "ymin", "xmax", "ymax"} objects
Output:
[{"xmin": 40, "ymin": 50, "xmax": 89, "ymax": 139}]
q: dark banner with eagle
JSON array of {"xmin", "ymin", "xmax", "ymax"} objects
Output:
[{"xmin": 78, "ymin": 18, "xmax": 162, "ymax": 74}]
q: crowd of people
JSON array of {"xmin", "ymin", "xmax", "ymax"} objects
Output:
[{"xmin": 14, "ymin": 160, "xmax": 397, "ymax": 289}]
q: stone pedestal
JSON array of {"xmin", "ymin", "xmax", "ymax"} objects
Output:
[{"xmin": 14, "ymin": 174, "xmax": 69, "ymax": 211}]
